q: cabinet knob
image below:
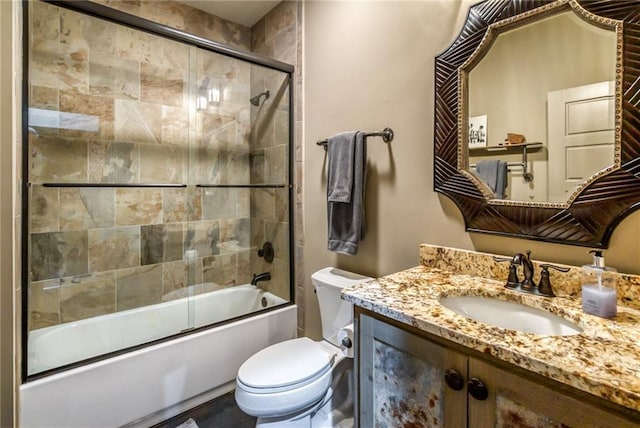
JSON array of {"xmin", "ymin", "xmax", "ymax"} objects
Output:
[
  {"xmin": 468, "ymin": 377, "xmax": 489, "ymax": 400},
  {"xmin": 444, "ymin": 369, "xmax": 464, "ymax": 391}
]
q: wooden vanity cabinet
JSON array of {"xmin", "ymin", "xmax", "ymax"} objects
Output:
[
  {"xmin": 358, "ymin": 310, "xmax": 467, "ymax": 427},
  {"xmin": 356, "ymin": 310, "xmax": 639, "ymax": 428}
]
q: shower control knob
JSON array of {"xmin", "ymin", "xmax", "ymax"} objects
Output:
[
  {"xmin": 341, "ymin": 337, "xmax": 352, "ymax": 349},
  {"xmin": 257, "ymin": 241, "xmax": 274, "ymax": 263}
]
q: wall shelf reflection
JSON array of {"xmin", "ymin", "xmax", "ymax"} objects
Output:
[
  {"xmin": 469, "ymin": 142, "xmax": 544, "ymax": 183},
  {"xmin": 470, "ymin": 142, "xmax": 543, "ymax": 152}
]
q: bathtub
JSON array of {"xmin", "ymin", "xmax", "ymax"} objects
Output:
[{"xmin": 20, "ymin": 284, "xmax": 297, "ymax": 428}]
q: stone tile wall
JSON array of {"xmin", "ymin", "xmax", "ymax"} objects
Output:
[
  {"xmin": 27, "ymin": 1, "xmax": 294, "ymax": 331},
  {"xmin": 92, "ymin": 0, "xmax": 251, "ymax": 51},
  {"xmin": 251, "ymin": 1, "xmax": 304, "ymax": 336},
  {"xmin": 247, "ymin": 64, "xmax": 291, "ymax": 301}
]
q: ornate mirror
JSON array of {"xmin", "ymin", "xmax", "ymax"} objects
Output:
[{"xmin": 434, "ymin": 0, "xmax": 640, "ymax": 247}]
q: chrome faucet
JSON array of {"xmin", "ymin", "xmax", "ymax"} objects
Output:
[
  {"xmin": 251, "ymin": 272, "xmax": 271, "ymax": 286},
  {"xmin": 494, "ymin": 251, "xmax": 569, "ymax": 297}
]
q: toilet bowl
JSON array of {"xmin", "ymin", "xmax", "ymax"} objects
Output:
[{"xmin": 235, "ymin": 267, "xmax": 371, "ymax": 427}]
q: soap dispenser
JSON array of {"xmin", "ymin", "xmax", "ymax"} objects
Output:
[{"xmin": 581, "ymin": 250, "xmax": 617, "ymax": 318}]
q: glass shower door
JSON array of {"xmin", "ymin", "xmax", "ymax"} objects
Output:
[
  {"xmin": 26, "ymin": 0, "xmax": 196, "ymax": 375},
  {"xmin": 25, "ymin": 0, "xmax": 293, "ymax": 378}
]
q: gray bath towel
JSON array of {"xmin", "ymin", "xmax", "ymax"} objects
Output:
[
  {"xmin": 475, "ymin": 159, "xmax": 508, "ymax": 199},
  {"xmin": 327, "ymin": 132, "xmax": 356, "ymax": 202},
  {"xmin": 327, "ymin": 131, "xmax": 366, "ymax": 255}
]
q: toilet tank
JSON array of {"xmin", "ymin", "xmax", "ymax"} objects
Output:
[{"xmin": 311, "ymin": 267, "xmax": 372, "ymax": 346}]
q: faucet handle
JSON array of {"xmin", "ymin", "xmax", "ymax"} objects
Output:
[
  {"xmin": 493, "ymin": 256, "xmax": 519, "ymax": 289},
  {"xmin": 540, "ymin": 263, "xmax": 570, "ymax": 273},
  {"xmin": 537, "ymin": 264, "xmax": 570, "ymax": 297}
]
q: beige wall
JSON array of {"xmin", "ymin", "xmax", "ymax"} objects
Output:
[
  {"xmin": 303, "ymin": 0, "xmax": 476, "ymax": 339},
  {"xmin": 1, "ymin": 0, "xmax": 20, "ymax": 425},
  {"xmin": 302, "ymin": 0, "xmax": 640, "ymax": 340}
]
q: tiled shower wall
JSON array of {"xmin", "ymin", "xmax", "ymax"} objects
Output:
[
  {"xmin": 27, "ymin": 1, "xmax": 295, "ymax": 331},
  {"xmin": 251, "ymin": 2, "xmax": 305, "ymax": 336}
]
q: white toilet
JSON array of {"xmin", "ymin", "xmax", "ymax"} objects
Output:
[{"xmin": 235, "ymin": 267, "xmax": 371, "ymax": 427}]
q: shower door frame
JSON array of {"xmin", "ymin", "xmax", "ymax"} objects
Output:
[{"xmin": 21, "ymin": 0, "xmax": 295, "ymax": 382}]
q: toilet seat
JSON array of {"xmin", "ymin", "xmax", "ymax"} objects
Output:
[
  {"xmin": 235, "ymin": 338, "xmax": 339, "ymax": 417},
  {"xmin": 237, "ymin": 337, "xmax": 335, "ymax": 392}
]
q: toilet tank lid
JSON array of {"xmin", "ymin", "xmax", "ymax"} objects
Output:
[
  {"xmin": 237, "ymin": 338, "xmax": 334, "ymax": 389},
  {"xmin": 311, "ymin": 267, "xmax": 372, "ymax": 288}
]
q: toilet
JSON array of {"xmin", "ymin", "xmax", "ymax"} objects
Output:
[{"xmin": 235, "ymin": 267, "xmax": 371, "ymax": 427}]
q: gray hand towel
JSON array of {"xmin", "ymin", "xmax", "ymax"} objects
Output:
[
  {"xmin": 327, "ymin": 132, "xmax": 357, "ymax": 202},
  {"xmin": 495, "ymin": 160, "xmax": 508, "ymax": 199},
  {"xmin": 475, "ymin": 159, "xmax": 508, "ymax": 199},
  {"xmin": 327, "ymin": 131, "xmax": 366, "ymax": 255}
]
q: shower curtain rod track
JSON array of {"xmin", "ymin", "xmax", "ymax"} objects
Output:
[{"xmin": 316, "ymin": 127, "xmax": 395, "ymax": 150}]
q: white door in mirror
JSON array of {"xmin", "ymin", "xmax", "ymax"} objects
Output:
[{"xmin": 547, "ymin": 81, "xmax": 615, "ymax": 203}]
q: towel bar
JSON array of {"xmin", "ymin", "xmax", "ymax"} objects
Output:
[
  {"xmin": 470, "ymin": 162, "xmax": 523, "ymax": 168},
  {"xmin": 469, "ymin": 142, "xmax": 541, "ymax": 182},
  {"xmin": 316, "ymin": 128, "xmax": 394, "ymax": 150},
  {"xmin": 470, "ymin": 162, "xmax": 534, "ymax": 182}
]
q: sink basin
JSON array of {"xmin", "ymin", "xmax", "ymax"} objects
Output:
[{"xmin": 439, "ymin": 296, "xmax": 583, "ymax": 336}]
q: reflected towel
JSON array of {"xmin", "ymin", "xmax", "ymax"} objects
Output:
[
  {"xmin": 327, "ymin": 132, "xmax": 366, "ymax": 255},
  {"xmin": 476, "ymin": 159, "xmax": 508, "ymax": 199}
]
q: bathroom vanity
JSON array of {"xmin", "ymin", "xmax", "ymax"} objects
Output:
[{"xmin": 342, "ymin": 245, "xmax": 640, "ymax": 427}]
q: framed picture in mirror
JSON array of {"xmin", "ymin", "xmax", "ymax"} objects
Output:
[{"xmin": 469, "ymin": 115, "xmax": 488, "ymax": 149}]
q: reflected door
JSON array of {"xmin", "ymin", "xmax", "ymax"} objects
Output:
[{"xmin": 547, "ymin": 81, "xmax": 615, "ymax": 203}]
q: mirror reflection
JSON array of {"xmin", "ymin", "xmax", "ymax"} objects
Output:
[{"xmin": 466, "ymin": 9, "xmax": 617, "ymax": 204}]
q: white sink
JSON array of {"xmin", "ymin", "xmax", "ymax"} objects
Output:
[{"xmin": 439, "ymin": 296, "xmax": 583, "ymax": 336}]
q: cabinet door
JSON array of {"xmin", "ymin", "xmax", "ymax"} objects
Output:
[
  {"xmin": 358, "ymin": 314, "xmax": 467, "ymax": 427},
  {"xmin": 468, "ymin": 358, "xmax": 639, "ymax": 428}
]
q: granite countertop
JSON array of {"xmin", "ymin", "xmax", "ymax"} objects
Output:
[{"xmin": 341, "ymin": 265, "xmax": 640, "ymax": 413}]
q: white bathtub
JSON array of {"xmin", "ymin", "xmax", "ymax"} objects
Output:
[{"xmin": 20, "ymin": 284, "xmax": 297, "ymax": 427}]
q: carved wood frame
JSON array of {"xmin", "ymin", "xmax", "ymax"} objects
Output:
[{"xmin": 434, "ymin": 0, "xmax": 640, "ymax": 248}]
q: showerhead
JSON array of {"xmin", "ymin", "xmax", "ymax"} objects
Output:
[{"xmin": 250, "ymin": 90, "xmax": 270, "ymax": 106}]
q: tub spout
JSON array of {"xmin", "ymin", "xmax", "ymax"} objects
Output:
[{"xmin": 251, "ymin": 272, "xmax": 271, "ymax": 286}]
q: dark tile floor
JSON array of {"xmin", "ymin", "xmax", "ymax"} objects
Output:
[{"xmin": 152, "ymin": 392, "xmax": 256, "ymax": 428}]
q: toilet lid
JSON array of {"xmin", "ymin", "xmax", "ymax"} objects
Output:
[{"xmin": 238, "ymin": 337, "xmax": 334, "ymax": 390}]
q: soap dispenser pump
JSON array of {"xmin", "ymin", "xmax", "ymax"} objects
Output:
[{"xmin": 581, "ymin": 250, "xmax": 617, "ymax": 318}]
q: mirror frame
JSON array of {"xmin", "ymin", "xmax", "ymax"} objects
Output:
[{"xmin": 434, "ymin": 0, "xmax": 640, "ymax": 248}]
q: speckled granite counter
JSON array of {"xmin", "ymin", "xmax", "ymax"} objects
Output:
[{"xmin": 341, "ymin": 246, "xmax": 640, "ymax": 414}]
